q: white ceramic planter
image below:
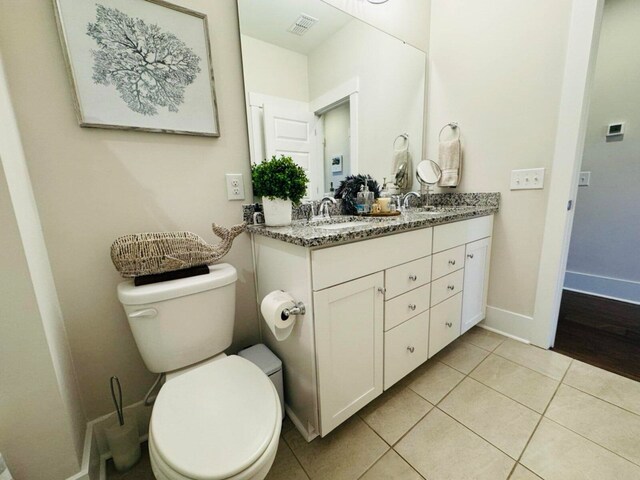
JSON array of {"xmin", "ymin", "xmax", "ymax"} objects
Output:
[{"xmin": 262, "ymin": 197, "xmax": 293, "ymax": 226}]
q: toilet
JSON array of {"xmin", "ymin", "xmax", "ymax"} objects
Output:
[{"xmin": 117, "ymin": 264, "xmax": 281, "ymax": 480}]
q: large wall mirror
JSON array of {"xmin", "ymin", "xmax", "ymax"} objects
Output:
[{"xmin": 238, "ymin": 0, "xmax": 427, "ymax": 200}]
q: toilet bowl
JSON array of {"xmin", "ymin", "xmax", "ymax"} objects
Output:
[{"xmin": 148, "ymin": 355, "xmax": 282, "ymax": 480}]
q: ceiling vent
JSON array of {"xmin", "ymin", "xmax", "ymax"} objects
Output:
[{"xmin": 287, "ymin": 14, "xmax": 318, "ymax": 36}]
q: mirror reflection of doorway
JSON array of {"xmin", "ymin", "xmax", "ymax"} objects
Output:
[{"xmin": 321, "ymin": 101, "xmax": 350, "ymax": 195}]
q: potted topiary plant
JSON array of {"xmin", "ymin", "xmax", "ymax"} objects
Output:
[{"xmin": 251, "ymin": 155, "xmax": 309, "ymax": 226}]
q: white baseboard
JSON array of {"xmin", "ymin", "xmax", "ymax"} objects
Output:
[
  {"xmin": 480, "ymin": 305, "xmax": 533, "ymax": 343},
  {"xmin": 477, "ymin": 323, "xmax": 530, "ymax": 344},
  {"xmin": 67, "ymin": 401, "xmax": 152, "ymax": 480},
  {"xmin": 564, "ymin": 271, "xmax": 640, "ymax": 305},
  {"xmin": 65, "ymin": 422, "xmax": 100, "ymax": 480}
]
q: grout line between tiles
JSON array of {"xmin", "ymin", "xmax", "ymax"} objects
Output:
[
  {"xmin": 280, "ymin": 427, "xmax": 313, "ymax": 480},
  {"xmin": 467, "ymin": 366, "xmax": 556, "ymax": 414},
  {"xmin": 559, "ymin": 380, "xmax": 640, "ymax": 419},
  {"xmin": 490, "ymin": 349, "xmax": 570, "ymax": 382},
  {"xmin": 459, "ymin": 334, "xmax": 506, "ymax": 353},
  {"xmin": 435, "ymin": 406, "xmax": 521, "ymax": 463},
  {"xmin": 542, "ymin": 415, "xmax": 640, "ymax": 469},
  {"xmin": 507, "ymin": 359, "xmax": 574, "ymax": 478}
]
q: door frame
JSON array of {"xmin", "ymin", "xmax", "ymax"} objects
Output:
[
  {"xmin": 530, "ymin": 0, "xmax": 605, "ymax": 348},
  {"xmin": 311, "ymin": 78, "xmax": 360, "ymax": 181}
]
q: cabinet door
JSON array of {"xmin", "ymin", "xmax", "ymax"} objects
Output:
[
  {"xmin": 314, "ymin": 272, "xmax": 384, "ymax": 435},
  {"xmin": 461, "ymin": 237, "xmax": 492, "ymax": 334}
]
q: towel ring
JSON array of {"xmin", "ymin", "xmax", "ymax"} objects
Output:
[
  {"xmin": 438, "ymin": 122, "xmax": 460, "ymax": 142},
  {"xmin": 393, "ymin": 133, "xmax": 409, "ymax": 150}
]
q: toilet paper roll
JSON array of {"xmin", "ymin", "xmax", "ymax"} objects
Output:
[{"xmin": 261, "ymin": 290, "xmax": 297, "ymax": 341}]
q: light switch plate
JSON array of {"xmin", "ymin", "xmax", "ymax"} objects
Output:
[
  {"xmin": 510, "ymin": 168, "xmax": 545, "ymax": 190},
  {"xmin": 578, "ymin": 171, "xmax": 591, "ymax": 186},
  {"xmin": 225, "ymin": 173, "xmax": 245, "ymax": 200}
]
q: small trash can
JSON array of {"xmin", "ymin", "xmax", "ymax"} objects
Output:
[{"xmin": 238, "ymin": 344, "xmax": 284, "ymax": 418}]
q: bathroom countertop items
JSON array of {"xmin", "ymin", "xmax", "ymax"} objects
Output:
[{"xmin": 246, "ymin": 193, "xmax": 499, "ymax": 248}]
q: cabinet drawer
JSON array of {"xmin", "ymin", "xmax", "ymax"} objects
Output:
[
  {"xmin": 385, "ymin": 256, "xmax": 432, "ymax": 299},
  {"xmin": 429, "ymin": 293, "xmax": 462, "ymax": 357},
  {"xmin": 431, "ymin": 269, "xmax": 464, "ymax": 306},
  {"xmin": 385, "ymin": 284, "xmax": 431, "ymax": 331},
  {"xmin": 433, "ymin": 216, "xmax": 494, "ymax": 253},
  {"xmin": 384, "ymin": 311, "xmax": 429, "ymax": 389},
  {"xmin": 312, "ymin": 228, "xmax": 432, "ymax": 290},
  {"xmin": 432, "ymin": 246, "xmax": 465, "ymax": 281}
]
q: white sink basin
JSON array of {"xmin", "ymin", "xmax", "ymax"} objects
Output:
[{"xmin": 316, "ymin": 221, "xmax": 371, "ymax": 230}]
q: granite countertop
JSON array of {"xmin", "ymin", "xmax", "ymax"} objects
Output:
[{"xmin": 246, "ymin": 204, "xmax": 499, "ymax": 248}]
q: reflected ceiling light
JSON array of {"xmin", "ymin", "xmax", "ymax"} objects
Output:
[{"xmin": 367, "ymin": 0, "xmax": 389, "ymax": 3}]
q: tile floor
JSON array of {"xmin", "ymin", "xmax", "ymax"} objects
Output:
[{"xmin": 108, "ymin": 327, "xmax": 640, "ymax": 480}]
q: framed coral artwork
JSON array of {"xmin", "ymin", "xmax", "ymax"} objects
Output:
[{"xmin": 53, "ymin": 0, "xmax": 220, "ymax": 136}]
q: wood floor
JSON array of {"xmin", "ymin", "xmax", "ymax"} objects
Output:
[{"xmin": 553, "ymin": 289, "xmax": 640, "ymax": 381}]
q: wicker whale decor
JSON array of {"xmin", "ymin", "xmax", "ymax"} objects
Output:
[{"xmin": 110, "ymin": 223, "xmax": 246, "ymax": 278}]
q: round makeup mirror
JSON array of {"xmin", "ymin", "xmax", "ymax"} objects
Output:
[{"xmin": 416, "ymin": 160, "xmax": 442, "ymax": 185}]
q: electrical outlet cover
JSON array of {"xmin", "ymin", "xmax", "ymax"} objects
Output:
[{"xmin": 225, "ymin": 173, "xmax": 245, "ymax": 200}]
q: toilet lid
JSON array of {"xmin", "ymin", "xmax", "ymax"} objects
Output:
[{"xmin": 151, "ymin": 356, "xmax": 279, "ymax": 480}]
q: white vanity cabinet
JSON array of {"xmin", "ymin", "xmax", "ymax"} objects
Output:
[{"xmin": 252, "ymin": 214, "xmax": 493, "ymax": 441}]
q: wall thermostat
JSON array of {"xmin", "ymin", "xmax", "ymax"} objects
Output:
[{"xmin": 607, "ymin": 122, "xmax": 625, "ymax": 137}]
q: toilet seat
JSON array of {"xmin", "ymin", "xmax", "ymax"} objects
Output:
[{"xmin": 149, "ymin": 356, "xmax": 282, "ymax": 480}]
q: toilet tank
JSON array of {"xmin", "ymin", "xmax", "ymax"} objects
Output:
[{"xmin": 117, "ymin": 264, "xmax": 237, "ymax": 373}]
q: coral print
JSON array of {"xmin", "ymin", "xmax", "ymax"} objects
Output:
[{"xmin": 87, "ymin": 4, "xmax": 201, "ymax": 115}]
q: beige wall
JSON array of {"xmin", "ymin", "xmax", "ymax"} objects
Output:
[
  {"xmin": 0, "ymin": 0, "xmax": 259, "ymax": 419},
  {"xmin": 0, "ymin": 165, "xmax": 80, "ymax": 479},
  {"xmin": 240, "ymin": 34, "xmax": 310, "ymax": 102},
  {"xmin": 323, "ymin": 0, "xmax": 431, "ymax": 52},
  {"xmin": 427, "ymin": 0, "xmax": 573, "ymax": 336}
]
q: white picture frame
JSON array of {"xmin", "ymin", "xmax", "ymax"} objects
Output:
[{"xmin": 53, "ymin": 0, "xmax": 220, "ymax": 136}]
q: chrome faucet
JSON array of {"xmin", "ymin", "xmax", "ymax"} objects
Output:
[
  {"xmin": 318, "ymin": 196, "xmax": 337, "ymax": 218},
  {"xmin": 401, "ymin": 191, "xmax": 421, "ymax": 210}
]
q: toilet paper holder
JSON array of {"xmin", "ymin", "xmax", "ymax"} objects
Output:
[{"xmin": 281, "ymin": 301, "xmax": 306, "ymax": 320}]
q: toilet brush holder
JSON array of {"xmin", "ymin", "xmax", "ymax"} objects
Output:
[
  {"xmin": 105, "ymin": 420, "xmax": 141, "ymax": 472},
  {"xmin": 105, "ymin": 376, "xmax": 141, "ymax": 472}
]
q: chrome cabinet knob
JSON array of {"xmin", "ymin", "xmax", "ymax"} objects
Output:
[
  {"xmin": 448, "ymin": 285, "xmax": 455, "ymax": 291},
  {"xmin": 408, "ymin": 304, "xmax": 417, "ymax": 311},
  {"xmin": 409, "ymin": 274, "xmax": 418, "ymax": 281},
  {"xmin": 407, "ymin": 346, "xmax": 415, "ymax": 353},
  {"xmin": 467, "ymin": 253, "xmax": 474, "ymax": 259},
  {"xmin": 449, "ymin": 259, "xmax": 456, "ymax": 266},
  {"xmin": 446, "ymin": 322, "xmax": 453, "ymax": 328},
  {"xmin": 377, "ymin": 287, "xmax": 386, "ymax": 295}
]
